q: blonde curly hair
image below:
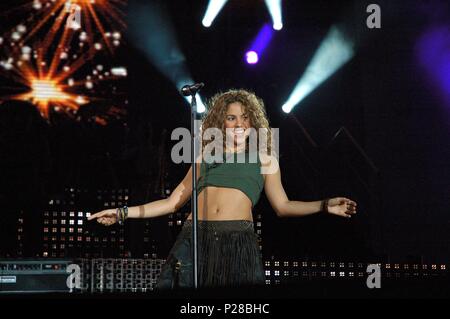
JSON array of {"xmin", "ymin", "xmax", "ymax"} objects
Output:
[{"xmin": 201, "ymin": 89, "xmax": 272, "ymax": 154}]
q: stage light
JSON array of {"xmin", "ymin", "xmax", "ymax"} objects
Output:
[
  {"xmin": 129, "ymin": 2, "xmax": 204, "ymax": 113},
  {"xmin": 111, "ymin": 67, "xmax": 127, "ymax": 77},
  {"xmin": 282, "ymin": 26, "xmax": 354, "ymax": 113},
  {"xmin": 245, "ymin": 24, "xmax": 274, "ymax": 66},
  {"xmin": 273, "ymin": 22, "xmax": 283, "ymax": 31},
  {"xmin": 264, "ymin": 0, "xmax": 283, "ymax": 30},
  {"xmin": 246, "ymin": 51, "xmax": 259, "ymax": 64},
  {"xmin": 31, "ymin": 79, "xmax": 69, "ymax": 103},
  {"xmin": 416, "ymin": 27, "xmax": 450, "ymax": 108},
  {"xmin": 202, "ymin": 0, "xmax": 228, "ymax": 27},
  {"xmin": 183, "ymin": 93, "xmax": 206, "ymax": 113}
]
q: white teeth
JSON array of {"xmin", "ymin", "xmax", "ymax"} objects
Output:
[{"xmin": 234, "ymin": 128, "xmax": 244, "ymax": 134}]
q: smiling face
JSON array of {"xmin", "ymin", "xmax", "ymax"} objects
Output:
[
  {"xmin": 201, "ymin": 89, "xmax": 271, "ymax": 155},
  {"xmin": 224, "ymin": 102, "xmax": 251, "ymax": 150}
]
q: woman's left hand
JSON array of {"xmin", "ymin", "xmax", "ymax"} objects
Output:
[{"xmin": 327, "ymin": 197, "xmax": 357, "ymax": 218}]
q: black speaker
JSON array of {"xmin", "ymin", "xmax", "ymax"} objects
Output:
[{"xmin": 0, "ymin": 259, "xmax": 78, "ymax": 293}]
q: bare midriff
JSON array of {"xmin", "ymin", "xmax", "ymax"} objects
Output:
[{"xmin": 186, "ymin": 186, "xmax": 253, "ymax": 221}]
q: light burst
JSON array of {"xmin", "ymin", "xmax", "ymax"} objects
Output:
[
  {"xmin": 1, "ymin": 0, "xmax": 127, "ymax": 54},
  {"xmin": 0, "ymin": 0, "xmax": 128, "ymax": 124},
  {"xmin": 11, "ymin": 50, "xmax": 89, "ymax": 118},
  {"xmin": 4, "ymin": 44, "xmax": 127, "ymax": 121}
]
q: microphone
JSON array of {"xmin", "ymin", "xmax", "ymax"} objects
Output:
[{"xmin": 181, "ymin": 82, "xmax": 204, "ymax": 96}]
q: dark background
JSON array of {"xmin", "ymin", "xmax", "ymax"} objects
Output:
[{"xmin": 0, "ymin": 0, "xmax": 449, "ymax": 264}]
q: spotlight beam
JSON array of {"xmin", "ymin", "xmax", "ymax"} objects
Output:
[
  {"xmin": 245, "ymin": 24, "xmax": 274, "ymax": 65},
  {"xmin": 202, "ymin": 0, "xmax": 229, "ymax": 27},
  {"xmin": 282, "ymin": 26, "xmax": 354, "ymax": 113},
  {"xmin": 264, "ymin": 0, "xmax": 283, "ymax": 30},
  {"xmin": 129, "ymin": 1, "xmax": 205, "ymax": 113},
  {"xmin": 250, "ymin": 24, "xmax": 274, "ymax": 54}
]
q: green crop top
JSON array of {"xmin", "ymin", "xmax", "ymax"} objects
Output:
[{"xmin": 197, "ymin": 151, "xmax": 265, "ymax": 207}]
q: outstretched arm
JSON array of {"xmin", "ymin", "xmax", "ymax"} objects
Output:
[
  {"xmin": 88, "ymin": 164, "xmax": 197, "ymax": 225},
  {"xmin": 263, "ymin": 156, "xmax": 357, "ymax": 218}
]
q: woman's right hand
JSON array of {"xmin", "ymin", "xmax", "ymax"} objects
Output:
[{"xmin": 88, "ymin": 209, "xmax": 117, "ymax": 226}]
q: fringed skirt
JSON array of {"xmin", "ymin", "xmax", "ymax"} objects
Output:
[{"xmin": 156, "ymin": 220, "xmax": 265, "ymax": 289}]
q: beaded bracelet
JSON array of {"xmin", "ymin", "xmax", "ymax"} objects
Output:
[
  {"xmin": 116, "ymin": 206, "xmax": 128, "ymax": 225},
  {"xmin": 115, "ymin": 207, "xmax": 119, "ymax": 223},
  {"xmin": 123, "ymin": 206, "xmax": 128, "ymax": 222},
  {"xmin": 116, "ymin": 207, "xmax": 122, "ymax": 225}
]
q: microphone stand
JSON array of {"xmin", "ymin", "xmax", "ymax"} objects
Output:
[
  {"xmin": 190, "ymin": 93, "xmax": 199, "ymax": 289},
  {"xmin": 181, "ymin": 83, "xmax": 205, "ymax": 289},
  {"xmin": 182, "ymin": 84, "xmax": 202, "ymax": 289}
]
